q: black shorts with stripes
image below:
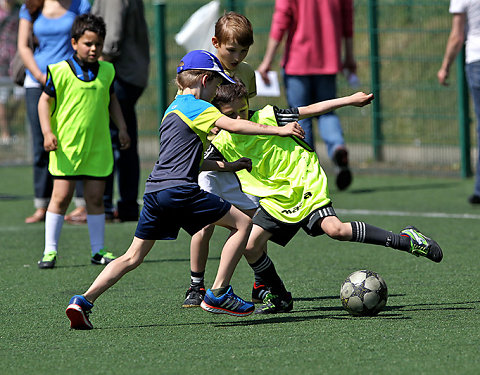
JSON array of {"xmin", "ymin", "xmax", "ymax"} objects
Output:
[{"xmin": 252, "ymin": 203, "xmax": 336, "ymax": 246}]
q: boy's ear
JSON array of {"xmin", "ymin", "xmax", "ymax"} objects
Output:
[
  {"xmin": 200, "ymin": 74, "xmax": 208, "ymax": 87},
  {"xmin": 71, "ymin": 38, "xmax": 77, "ymax": 50},
  {"xmin": 212, "ymin": 36, "xmax": 220, "ymax": 48}
]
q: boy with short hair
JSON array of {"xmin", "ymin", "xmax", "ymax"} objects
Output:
[
  {"xmin": 65, "ymin": 49, "xmax": 305, "ymax": 329},
  {"xmin": 212, "ymin": 11, "xmax": 256, "ymax": 99},
  {"xmin": 206, "ymin": 81, "xmax": 443, "ymax": 314},
  {"xmin": 183, "ymin": 12, "xmax": 261, "ymax": 307},
  {"xmin": 37, "ymin": 14, "xmax": 130, "ymax": 269}
]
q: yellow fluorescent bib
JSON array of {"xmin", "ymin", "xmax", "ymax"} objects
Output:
[
  {"xmin": 47, "ymin": 60, "xmax": 114, "ymax": 177},
  {"xmin": 212, "ymin": 105, "xmax": 331, "ymax": 223}
]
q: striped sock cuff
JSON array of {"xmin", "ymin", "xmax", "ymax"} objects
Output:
[
  {"xmin": 250, "ymin": 252, "xmax": 273, "ymax": 274},
  {"xmin": 351, "ymin": 221, "xmax": 366, "ymax": 243}
]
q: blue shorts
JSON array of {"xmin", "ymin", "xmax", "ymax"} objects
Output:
[{"xmin": 134, "ymin": 185, "xmax": 231, "ymax": 240}]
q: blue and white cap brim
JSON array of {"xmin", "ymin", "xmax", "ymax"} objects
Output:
[{"xmin": 177, "ymin": 50, "xmax": 236, "ymax": 84}]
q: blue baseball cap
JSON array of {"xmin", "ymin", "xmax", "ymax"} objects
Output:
[{"xmin": 177, "ymin": 50, "xmax": 235, "ymax": 84}]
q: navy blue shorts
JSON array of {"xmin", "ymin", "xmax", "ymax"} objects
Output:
[{"xmin": 134, "ymin": 185, "xmax": 231, "ymax": 240}]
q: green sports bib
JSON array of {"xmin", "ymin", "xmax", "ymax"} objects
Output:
[
  {"xmin": 212, "ymin": 105, "xmax": 331, "ymax": 223},
  {"xmin": 47, "ymin": 60, "xmax": 114, "ymax": 177}
]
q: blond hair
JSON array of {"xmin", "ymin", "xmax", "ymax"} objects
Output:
[{"xmin": 175, "ymin": 68, "xmax": 219, "ymax": 91}]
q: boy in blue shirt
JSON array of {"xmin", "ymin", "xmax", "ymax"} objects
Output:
[{"xmin": 66, "ymin": 50, "xmax": 305, "ymax": 329}]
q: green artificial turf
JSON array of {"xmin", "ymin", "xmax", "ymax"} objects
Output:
[{"xmin": 1, "ymin": 166, "xmax": 479, "ymax": 374}]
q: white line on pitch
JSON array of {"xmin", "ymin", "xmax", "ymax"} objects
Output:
[{"xmin": 336, "ymin": 208, "xmax": 480, "ymax": 220}]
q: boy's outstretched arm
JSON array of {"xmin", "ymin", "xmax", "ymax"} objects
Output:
[
  {"xmin": 215, "ymin": 116, "xmax": 305, "ymax": 139},
  {"xmin": 201, "ymin": 157, "xmax": 252, "ymax": 173},
  {"xmin": 298, "ymin": 92, "xmax": 374, "ymax": 120},
  {"xmin": 38, "ymin": 92, "xmax": 57, "ymax": 151},
  {"xmin": 109, "ymin": 93, "xmax": 131, "ymax": 150}
]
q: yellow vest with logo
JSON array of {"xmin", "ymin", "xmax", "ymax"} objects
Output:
[
  {"xmin": 47, "ymin": 60, "xmax": 114, "ymax": 177},
  {"xmin": 212, "ymin": 105, "xmax": 331, "ymax": 223}
]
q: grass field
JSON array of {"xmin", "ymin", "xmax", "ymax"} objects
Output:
[{"xmin": 1, "ymin": 165, "xmax": 480, "ymax": 374}]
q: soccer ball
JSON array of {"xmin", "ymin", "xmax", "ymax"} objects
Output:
[{"xmin": 340, "ymin": 270, "xmax": 388, "ymax": 316}]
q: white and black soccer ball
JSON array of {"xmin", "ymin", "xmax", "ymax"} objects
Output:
[{"xmin": 340, "ymin": 270, "xmax": 388, "ymax": 316}]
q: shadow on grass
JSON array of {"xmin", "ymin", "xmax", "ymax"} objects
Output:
[
  {"xmin": 295, "ymin": 293, "xmax": 405, "ymax": 302},
  {"xmin": 350, "ymin": 182, "xmax": 457, "ymax": 195},
  {"xmin": 86, "ymin": 299, "xmax": 480, "ymax": 330}
]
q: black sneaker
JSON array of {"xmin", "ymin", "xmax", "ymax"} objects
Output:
[
  {"xmin": 400, "ymin": 226, "xmax": 443, "ymax": 263},
  {"xmin": 468, "ymin": 195, "xmax": 480, "ymax": 204},
  {"xmin": 333, "ymin": 146, "xmax": 352, "ymax": 191},
  {"xmin": 251, "ymin": 282, "xmax": 270, "ymax": 303},
  {"xmin": 91, "ymin": 249, "xmax": 116, "ymax": 265},
  {"xmin": 38, "ymin": 251, "xmax": 57, "ymax": 269},
  {"xmin": 182, "ymin": 284, "xmax": 206, "ymax": 308},
  {"xmin": 255, "ymin": 292, "xmax": 293, "ymax": 314}
]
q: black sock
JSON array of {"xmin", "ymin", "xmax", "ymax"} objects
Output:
[
  {"xmin": 249, "ymin": 253, "xmax": 287, "ymax": 296},
  {"xmin": 350, "ymin": 221, "xmax": 410, "ymax": 251},
  {"xmin": 190, "ymin": 270, "xmax": 205, "ymax": 287}
]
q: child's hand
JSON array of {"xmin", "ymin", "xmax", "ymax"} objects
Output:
[
  {"xmin": 118, "ymin": 129, "xmax": 131, "ymax": 150},
  {"xmin": 210, "ymin": 126, "xmax": 220, "ymax": 135},
  {"xmin": 228, "ymin": 157, "xmax": 252, "ymax": 172},
  {"xmin": 278, "ymin": 121, "xmax": 305, "ymax": 139},
  {"xmin": 349, "ymin": 92, "xmax": 374, "ymax": 107},
  {"xmin": 43, "ymin": 133, "xmax": 57, "ymax": 151}
]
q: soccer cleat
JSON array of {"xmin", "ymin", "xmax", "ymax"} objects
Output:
[
  {"xmin": 91, "ymin": 249, "xmax": 116, "ymax": 265},
  {"xmin": 255, "ymin": 292, "xmax": 293, "ymax": 314},
  {"xmin": 38, "ymin": 251, "xmax": 57, "ymax": 269},
  {"xmin": 400, "ymin": 226, "xmax": 443, "ymax": 263},
  {"xmin": 468, "ymin": 194, "xmax": 480, "ymax": 204},
  {"xmin": 182, "ymin": 284, "xmax": 206, "ymax": 308},
  {"xmin": 251, "ymin": 282, "xmax": 270, "ymax": 303},
  {"xmin": 66, "ymin": 295, "xmax": 94, "ymax": 330},
  {"xmin": 200, "ymin": 286, "xmax": 254, "ymax": 317}
]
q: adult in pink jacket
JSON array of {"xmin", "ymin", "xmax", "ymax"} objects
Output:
[{"xmin": 258, "ymin": 0, "xmax": 356, "ymax": 191}]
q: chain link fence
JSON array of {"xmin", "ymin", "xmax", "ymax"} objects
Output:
[{"xmin": 1, "ymin": 0, "xmax": 471, "ymax": 178}]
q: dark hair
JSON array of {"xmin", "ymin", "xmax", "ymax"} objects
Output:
[
  {"xmin": 25, "ymin": 0, "xmax": 44, "ymax": 18},
  {"xmin": 215, "ymin": 12, "xmax": 254, "ymax": 47},
  {"xmin": 71, "ymin": 14, "xmax": 106, "ymax": 41},
  {"xmin": 211, "ymin": 78, "xmax": 248, "ymax": 109}
]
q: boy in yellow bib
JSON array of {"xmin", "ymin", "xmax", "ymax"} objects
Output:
[
  {"xmin": 37, "ymin": 14, "xmax": 130, "ymax": 269},
  {"xmin": 207, "ymin": 81, "xmax": 444, "ymax": 314}
]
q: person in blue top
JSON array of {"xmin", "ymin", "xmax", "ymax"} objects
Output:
[
  {"xmin": 17, "ymin": 0, "xmax": 91, "ymax": 224},
  {"xmin": 65, "ymin": 50, "xmax": 305, "ymax": 330}
]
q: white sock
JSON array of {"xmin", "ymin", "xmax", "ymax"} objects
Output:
[
  {"xmin": 44, "ymin": 211, "xmax": 64, "ymax": 254},
  {"xmin": 87, "ymin": 214, "xmax": 105, "ymax": 255}
]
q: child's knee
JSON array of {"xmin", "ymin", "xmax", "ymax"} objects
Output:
[
  {"xmin": 240, "ymin": 216, "xmax": 253, "ymax": 233},
  {"xmin": 84, "ymin": 194, "xmax": 103, "ymax": 209},
  {"xmin": 324, "ymin": 221, "xmax": 351, "ymax": 241}
]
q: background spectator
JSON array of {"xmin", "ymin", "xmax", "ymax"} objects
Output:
[
  {"xmin": 437, "ymin": 0, "xmax": 480, "ymax": 205},
  {"xmin": 257, "ymin": 0, "xmax": 356, "ymax": 191},
  {"xmin": 18, "ymin": 0, "xmax": 90, "ymax": 223},
  {"xmin": 92, "ymin": 0, "xmax": 150, "ymax": 222},
  {"xmin": 0, "ymin": 0, "xmax": 21, "ymax": 145}
]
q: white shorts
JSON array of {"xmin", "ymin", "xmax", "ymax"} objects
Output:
[{"xmin": 198, "ymin": 171, "xmax": 259, "ymax": 211}]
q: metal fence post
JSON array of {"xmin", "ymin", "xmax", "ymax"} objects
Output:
[
  {"xmin": 457, "ymin": 48, "xmax": 472, "ymax": 178},
  {"xmin": 154, "ymin": 0, "xmax": 167, "ymax": 127},
  {"xmin": 367, "ymin": 0, "xmax": 382, "ymax": 161}
]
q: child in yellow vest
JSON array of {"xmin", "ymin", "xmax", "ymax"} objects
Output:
[{"xmin": 37, "ymin": 14, "xmax": 130, "ymax": 269}]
